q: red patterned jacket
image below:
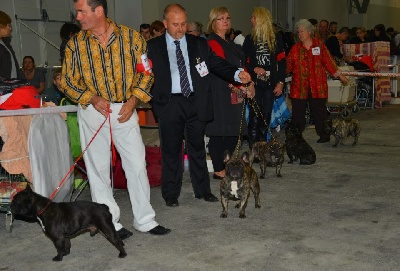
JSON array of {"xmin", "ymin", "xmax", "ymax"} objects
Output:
[{"xmin": 286, "ymin": 38, "xmax": 340, "ymax": 99}]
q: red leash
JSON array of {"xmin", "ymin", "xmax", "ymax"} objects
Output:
[{"xmin": 38, "ymin": 108, "xmax": 115, "ymax": 215}]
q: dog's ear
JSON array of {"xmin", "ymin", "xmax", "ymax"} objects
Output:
[
  {"xmin": 25, "ymin": 184, "xmax": 33, "ymax": 192},
  {"xmin": 241, "ymin": 152, "xmax": 250, "ymax": 164},
  {"xmin": 223, "ymin": 150, "xmax": 231, "ymax": 163}
]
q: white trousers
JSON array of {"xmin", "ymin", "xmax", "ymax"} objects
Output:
[{"xmin": 78, "ymin": 103, "xmax": 158, "ymax": 232}]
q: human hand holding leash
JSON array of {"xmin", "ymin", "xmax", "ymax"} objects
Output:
[
  {"xmin": 239, "ymin": 81, "xmax": 255, "ymax": 99},
  {"xmin": 90, "ymin": 95, "xmax": 112, "ymax": 117},
  {"xmin": 238, "ymin": 71, "xmax": 252, "ymax": 84}
]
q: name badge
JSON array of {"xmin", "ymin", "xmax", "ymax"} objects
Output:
[
  {"xmin": 312, "ymin": 47, "xmax": 320, "ymax": 55},
  {"xmin": 195, "ymin": 61, "xmax": 209, "ymax": 77},
  {"xmin": 141, "ymin": 54, "xmax": 151, "ymax": 71}
]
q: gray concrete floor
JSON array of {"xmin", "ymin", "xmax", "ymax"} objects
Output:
[{"xmin": 1, "ymin": 104, "xmax": 399, "ymax": 271}]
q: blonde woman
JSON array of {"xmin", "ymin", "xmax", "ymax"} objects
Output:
[
  {"xmin": 242, "ymin": 7, "xmax": 286, "ymax": 146},
  {"xmin": 354, "ymin": 27, "xmax": 370, "ymax": 43},
  {"xmin": 205, "ymin": 6, "xmax": 249, "ymax": 179}
]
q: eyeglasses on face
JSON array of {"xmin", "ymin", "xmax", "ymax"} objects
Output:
[{"xmin": 216, "ymin": 17, "xmax": 231, "ymax": 21}]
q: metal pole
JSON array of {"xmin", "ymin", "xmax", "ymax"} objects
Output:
[{"xmin": 15, "ymin": 15, "xmax": 60, "ymax": 51}]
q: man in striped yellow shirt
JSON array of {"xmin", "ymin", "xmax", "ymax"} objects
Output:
[{"xmin": 61, "ymin": 0, "xmax": 170, "ymax": 240}]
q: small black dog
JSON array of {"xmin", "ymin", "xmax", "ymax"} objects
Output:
[
  {"xmin": 10, "ymin": 185, "xmax": 127, "ymax": 261},
  {"xmin": 220, "ymin": 151, "xmax": 261, "ymax": 218},
  {"xmin": 324, "ymin": 118, "xmax": 361, "ymax": 147},
  {"xmin": 250, "ymin": 139, "xmax": 285, "ymax": 178},
  {"xmin": 285, "ymin": 123, "xmax": 316, "ymax": 165}
]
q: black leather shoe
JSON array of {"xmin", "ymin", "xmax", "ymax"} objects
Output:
[
  {"xmin": 196, "ymin": 193, "xmax": 218, "ymax": 202},
  {"xmin": 166, "ymin": 199, "xmax": 179, "ymax": 207},
  {"xmin": 317, "ymin": 137, "xmax": 330, "ymax": 143},
  {"xmin": 148, "ymin": 225, "xmax": 171, "ymax": 235},
  {"xmin": 117, "ymin": 228, "xmax": 133, "ymax": 240},
  {"xmin": 212, "ymin": 174, "xmax": 224, "ymax": 180}
]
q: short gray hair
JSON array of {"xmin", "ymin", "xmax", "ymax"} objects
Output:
[{"xmin": 295, "ymin": 19, "xmax": 314, "ymax": 37}]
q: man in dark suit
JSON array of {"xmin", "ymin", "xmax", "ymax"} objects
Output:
[{"xmin": 147, "ymin": 4, "xmax": 253, "ymax": 207}]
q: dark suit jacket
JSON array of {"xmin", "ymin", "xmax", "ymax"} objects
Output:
[{"xmin": 147, "ymin": 34, "xmax": 239, "ymax": 122}]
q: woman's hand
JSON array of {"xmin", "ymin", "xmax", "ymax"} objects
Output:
[
  {"xmin": 273, "ymin": 82, "xmax": 284, "ymax": 96},
  {"xmin": 239, "ymin": 82, "xmax": 255, "ymax": 99},
  {"xmin": 339, "ymin": 74, "xmax": 349, "ymax": 85},
  {"xmin": 254, "ymin": 67, "xmax": 266, "ymax": 76}
]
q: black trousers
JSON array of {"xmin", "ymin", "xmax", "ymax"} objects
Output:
[
  {"xmin": 208, "ymin": 136, "xmax": 238, "ymax": 172},
  {"xmin": 158, "ymin": 95, "xmax": 211, "ymax": 201},
  {"xmin": 248, "ymin": 82, "xmax": 275, "ymax": 147},
  {"xmin": 291, "ymin": 94, "xmax": 328, "ymax": 138}
]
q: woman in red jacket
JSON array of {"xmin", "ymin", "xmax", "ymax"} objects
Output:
[{"xmin": 286, "ymin": 19, "xmax": 348, "ymax": 143}]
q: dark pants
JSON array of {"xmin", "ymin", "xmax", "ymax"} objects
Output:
[
  {"xmin": 248, "ymin": 82, "xmax": 275, "ymax": 147},
  {"xmin": 158, "ymin": 95, "xmax": 211, "ymax": 201},
  {"xmin": 291, "ymin": 94, "xmax": 329, "ymax": 138},
  {"xmin": 208, "ymin": 136, "xmax": 238, "ymax": 172}
]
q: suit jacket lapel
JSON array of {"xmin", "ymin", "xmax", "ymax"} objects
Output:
[
  {"xmin": 159, "ymin": 35, "xmax": 170, "ymax": 69},
  {"xmin": 186, "ymin": 35, "xmax": 197, "ymax": 79}
]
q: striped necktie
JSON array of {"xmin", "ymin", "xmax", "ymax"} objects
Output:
[{"xmin": 174, "ymin": 40, "xmax": 191, "ymax": 97}]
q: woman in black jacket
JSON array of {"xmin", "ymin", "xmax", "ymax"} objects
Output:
[
  {"xmin": 0, "ymin": 10, "xmax": 19, "ymax": 79},
  {"xmin": 205, "ymin": 7, "xmax": 250, "ymax": 179},
  {"xmin": 242, "ymin": 7, "xmax": 286, "ymax": 146}
]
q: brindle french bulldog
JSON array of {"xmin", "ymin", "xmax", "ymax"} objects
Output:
[
  {"xmin": 250, "ymin": 139, "xmax": 285, "ymax": 178},
  {"xmin": 220, "ymin": 151, "xmax": 261, "ymax": 218},
  {"xmin": 324, "ymin": 118, "xmax": 361, "ymax": 147},
  {"xmin": 10, "ymin": 185, "xmax": 127, "ymax": 261}
]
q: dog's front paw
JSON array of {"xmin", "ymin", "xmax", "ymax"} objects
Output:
[
  {"xmin": 239, "ymin": 213, "xmax": 246, "ymax": 219},
  {"xmin": 220, "ymin": 213, "xmax": 227, "ymax": 218},
  {"xmin": 118, "ymin": 251, "xmax": 127, "ymax": 258},
  {"xmin": 255, "ymin": 203, "xmax": 261, "ymax": 208},
  {"xmin": 52, "ymin": 254, "xmax": 63, "ymax": 261}
]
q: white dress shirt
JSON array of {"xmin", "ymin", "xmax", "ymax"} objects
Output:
[{"xmin": 165, "ymin": 33, "xmax": 194, "ymax": 94}]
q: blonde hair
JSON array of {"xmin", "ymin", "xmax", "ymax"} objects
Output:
[
  {"xmin": 207, "ymin": 7, "xmax": 229, "ymax": 34},
  {"xmin": 357, "ymin": 26, "xmax": 366, "ymax": 34},
  {"xmin": 251, "ymin": 7, "xmax": 276, "ymax": 52}
]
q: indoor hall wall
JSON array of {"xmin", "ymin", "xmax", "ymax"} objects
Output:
[
  {"xmin": 295, "ymin": 0, "xmax": 349, "ymax": 29},
  {"xmin": 294, "ymin": 0, "xmax": 400, "ymax": 31},
  {"xmin": 141, "ymin": 0, "xmax": 263, "ymax": 36},
  {"xmin": 365, "ymin": 3, "xmax": 400, "ymax": 30}
]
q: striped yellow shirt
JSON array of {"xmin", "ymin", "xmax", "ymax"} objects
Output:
[{"xmin": 61, "ymin": 20, "xmax": 153, "ymax": 107}]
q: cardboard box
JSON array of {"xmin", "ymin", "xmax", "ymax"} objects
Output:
[{"xmin": 328, "ymin": 80, "xmax": 356, "ymax": 103}]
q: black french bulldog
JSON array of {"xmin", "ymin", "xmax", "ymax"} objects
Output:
[
  {"xmin": 220, "ymin": 151, "xmax": 261, "ymax": 218},
  {"xmin": 284, "ymin": 123, "xmax": 316, "ymax": 165},
  {"xmin": 10, "ymin": 185, "xmax": 127, "ymax": 261}
]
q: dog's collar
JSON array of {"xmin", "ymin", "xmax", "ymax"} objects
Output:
[{"xmin": 37, "ymin": 200, "xmax": 52, "ymax": 216}]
